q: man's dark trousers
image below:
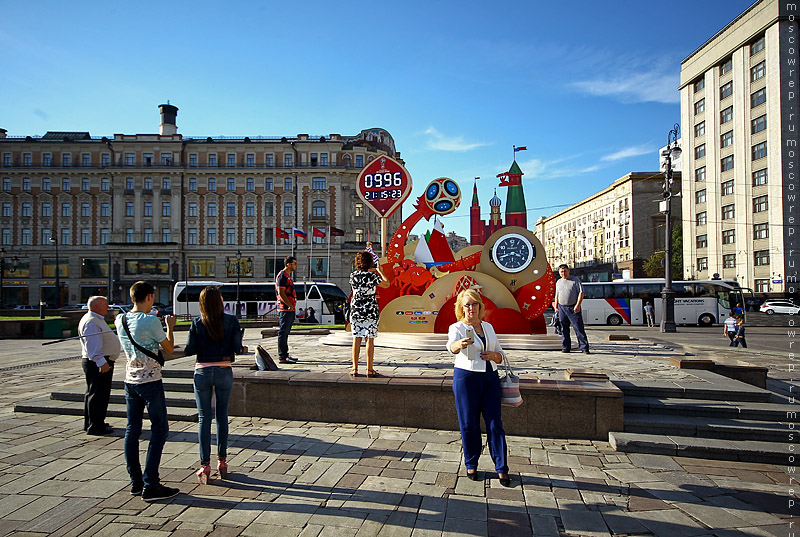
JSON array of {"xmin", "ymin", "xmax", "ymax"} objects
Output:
[
  {"xmin": 557, "ymin": 305, "xmax": 589, "ymax": 352},
  {"xmin": 83, "ymin": 358, "xmax": 114, "ymax": 433},
  {"xmin": 278, "ymin": 311, "xmax": 295, "ymax": 360}
]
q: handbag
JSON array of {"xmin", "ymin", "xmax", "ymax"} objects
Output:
[
  {"xmin": 255, "ymin": 345, "xmax": 280, "ymax": 371},
  {"xmin": 499, "ymin": 353, "xmax": 523, "ymax": 407},
  {"xmin": 120, "ymin": 313, "xmax": 165, "ymax": 366}
]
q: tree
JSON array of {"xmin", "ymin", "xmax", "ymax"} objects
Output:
[{"xmin": 644, "ymin": 222, "xmax": 683, "ymax": 279}]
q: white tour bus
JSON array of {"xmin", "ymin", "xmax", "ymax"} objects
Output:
[
  {"xmin": 578, "ymin": 279, "xmax": 745, "ymax": 327},
  {"xmin": 172, "ymin": 281, "xmax": 348, "ymax": 324}
]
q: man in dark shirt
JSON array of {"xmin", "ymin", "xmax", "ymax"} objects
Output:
[{"xmin": 275, "ymin": 256, "xmax": 298, "ymax": 364}]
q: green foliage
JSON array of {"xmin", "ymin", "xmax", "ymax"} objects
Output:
[{"xmin": 644, "ymin": 222, "xmax": 683, "ymax": 279}]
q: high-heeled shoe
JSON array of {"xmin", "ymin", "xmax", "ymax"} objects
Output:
[
  {"xmin": 217, "ymin": 459, "xmax": 228, "ymax": 479},
  {"xmin": 196, "ymin": 464, "xmax": 211, "ymax": 484},
  {"xmin": 498, "ymin": 473, "xmax": 511, "ymax": 487},
  {"xmin": 466, "ymin": 470, "xmax": 478, "ymax": 481}
]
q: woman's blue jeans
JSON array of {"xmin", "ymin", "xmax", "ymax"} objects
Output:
[{"xmin": 193, "ymin": 366, "xmax": 234, "ymax": 464}]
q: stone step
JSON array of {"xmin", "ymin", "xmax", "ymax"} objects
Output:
[
  {"xmin": 112, "ymin": 377, "xmax": 194, "ymax": 393},
  {"xmin": 609, "ymin": 431, "xmax": 787, "ymax": 465},
  {"xmin": 624, "ymin": 396, "xmax": 791, "ymax": 422},
  {"xmin": 318, "ymin": 331, "xmax": 563, "ymax": 351},
  {"xmin": 50, "ymin": 391, "xmax": 196, "ymax": 408},
  {"xmin": 14, "ymin": 398, "xmax": 198, "ymax": 422},
  {"xmin": 624, "ymin": 413, "xmax": 788, "ymax": 443},
  {"xmin": 614, "ymin": 370, "xmax": 771, "ymax": 402}
]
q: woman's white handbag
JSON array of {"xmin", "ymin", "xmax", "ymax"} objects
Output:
[{"xmin": 499, "ymin": 354, "xmax": 523, "ymax": 407}]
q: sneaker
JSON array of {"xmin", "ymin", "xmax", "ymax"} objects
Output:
[
  {"xmin": 142, "ymin": 484, "xmax": 180, "ymax": 502},
  {"xmin": 279, "ymin": 356, "xmax": 298, "ymax": 364},
  {"xmin": 130, "ymin": 482, "xmax": 144, "ymax": 496}
]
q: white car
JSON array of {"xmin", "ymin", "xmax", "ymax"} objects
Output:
[{"xmin": 760, "ymin": 301, "xmax": 800, "ymax": 315}]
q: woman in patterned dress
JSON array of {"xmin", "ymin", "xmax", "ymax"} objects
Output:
[{"xmin": 349, "ymin": 250, "xmax": 387, "ymax": 377}]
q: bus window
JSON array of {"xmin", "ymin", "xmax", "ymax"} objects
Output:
[
  {"xmin": 694, "ymin": 283, "xmax": 714, "ymax": 297},
  {"xmin": 610, "ymin": 284, "xmax": 629, "ymax": 299},
  {"xmin": 716, "ymin": 290, "xmax": 731, "ymax": 309},
  {"xmin": 583, "ymin": 284, "xmax": 610, "ymax": 299},
  {"xmin": 307, "ymin": 286, "xmax": 322, "ymax": 300},
  {"xmin": 176, "ymin": 286, "xmax": 203, "ymax": 303},
  {"xmin": 630, "ymin": 284, "xmax": 661, "ymax": 301},
  {"xmin": 672, "ymin": 283, "xmax": 694, "ymax": 298}
]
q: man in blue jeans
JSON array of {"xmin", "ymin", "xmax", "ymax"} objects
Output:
[
  {"xmin": 115, "ymin": 281, "xmax": 178, "ymax": 502},
  {"xmin": 275, "ymin": 256, "xmax": 299, "ymax": 364},
  {"xmin": 554, "ymin": 264, "xmax": 590, "ymax": 354}
]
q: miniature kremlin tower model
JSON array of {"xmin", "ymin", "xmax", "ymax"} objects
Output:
[{"xmin": 470, "ymin": 160, "xmax": 527, "ymax": 245}]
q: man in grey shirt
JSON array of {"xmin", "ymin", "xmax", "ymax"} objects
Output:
[{"xmin": 554, "ymin": 264, "xmax": 589, "ymax": 353}]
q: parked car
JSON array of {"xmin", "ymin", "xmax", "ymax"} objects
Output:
[
  {"xmin": 109, "ymin": 303, "xmax": 132, "ymax": 313},
  {"xmin": 155, "ymin": 305, "xmax": 173, "ymax": 318},
  {"xmin": 759, "ymin": 301, "xmax": 800, "ymax": 315},
  {"xmin": 13, "ymin": 305, "xmax": 37, "ymax": 310}
]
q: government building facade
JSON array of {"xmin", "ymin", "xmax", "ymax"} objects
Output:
[{"xmin": 0, "ymin": 104, "xmax": 403, "ymax": 307}]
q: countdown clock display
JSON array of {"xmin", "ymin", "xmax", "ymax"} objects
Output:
[{"xmin": 356, "ymin": 154, "xmax": 413, "ymax": 218}]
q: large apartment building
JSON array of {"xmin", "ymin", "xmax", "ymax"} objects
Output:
[
  {"xmin": 679, "ymin": 0, "xmax": 799, "ymax": 293},
  {"xmin": 535, "ymin": 172, "xmax": 681, "ymax": 282},
  {"xmin": 0, "ymin": 104, "xmax": 403, "ymax": 306}
]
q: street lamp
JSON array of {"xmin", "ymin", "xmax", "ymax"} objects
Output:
[
  {"xmin": 49, "ymin": 232, "xmax": 61, "ymax": 308},
  {"xmin": 660, "ymin": 123, "xmax": 681, "ymax": 333},
  {"xmin": 235, "ymin": 249, "xmax": 242, "ymax": 319},
  {"xmin": 0, "ymin": 248, "xmax": 18, "ymax": 306}
]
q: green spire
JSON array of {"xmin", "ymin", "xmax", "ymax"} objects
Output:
[
  {"xmin": 471, "ymin": 180, "xmax": 479, "ymax": 205},
  {"xmin": 509, "ymin": 161, "xmax": 523, "ymax": 175}
]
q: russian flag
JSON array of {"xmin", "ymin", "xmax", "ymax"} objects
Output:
[
  {"xmin": 514, "ymin": 146, "xmax": 527, "ymax": 152},
  {"xmin": 293, "ymin": 228, "xmax": 307, "ymax": 238}
]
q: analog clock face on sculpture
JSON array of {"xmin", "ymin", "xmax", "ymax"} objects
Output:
[{"xmin": 492, "ymin": 233, "xmax": 534, "ymax": 273}]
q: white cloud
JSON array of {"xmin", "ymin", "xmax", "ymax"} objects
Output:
[
  {"xmin": 601, "ymin": 144, "xmax": 653, "ymax": 162},
  {"xmin": 423, "ymin": 127, "xmax": 488, "ymax": 152},
  {"xmin": 570, "ymin": 70, "xmax": 679, "ymax": 104}
]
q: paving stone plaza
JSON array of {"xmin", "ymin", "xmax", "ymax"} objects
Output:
[{"xmin": 0, "ymin": 328, "xmax": 792, "ymax": 537}]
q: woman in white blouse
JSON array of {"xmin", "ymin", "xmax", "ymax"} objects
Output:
[{"xmin": 447, "ymin": 289, "xmax": 511, "ymax": 487}]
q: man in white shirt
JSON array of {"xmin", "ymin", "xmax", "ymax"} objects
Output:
[{"xmin": 80, "ymin": 296, "xmax": 121, "ymax": 436}]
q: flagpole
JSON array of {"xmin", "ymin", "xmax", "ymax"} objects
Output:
[
  {"xmin": 513, "ymin": 145, "xmax": 516, "ymax": 162},
  {"xmin": 326, "ymin": 226, "xmax": 331, "ymax": 282},
  {"xmin": 309, "ymin": 230, "xmax": 314, "ymax": 281},
  {"xmin": 273, "ymin": 230, "xmax": 277, "ymax": 279}
]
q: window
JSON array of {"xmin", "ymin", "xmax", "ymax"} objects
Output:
[
  {"xmin": 125, "ymin": 202, "xmax": 134, "ymax": 217},
  {"xmin": 721, "ymin": 204, "xmax": 735, "ymax": 220},
  {"xmin": 227, "ymin": 202, "xmax": 236, "ymax": 217},
  {"xmin": 81, "ymin": 153, "xmax": 91, "ymax": 167},
  {"xmin": 62, "ymin": 178, "xmax": 70, "ymax": 191},
  {"xmin": 143, "ymin": 202, "xmax": 152, "ymax": 217},
  {"xmin": 720, "ymin": 130, "xmax": 733, "ymax": 148},
  {"xmin": 265, "ymin": 177, "xmax": 273, "ymax": 190},
  {"xmin": 751, "ymin": 36, "xmax": 765, "ymax": 55},
  {"xmin": 227, "ymin": 154, "xmax": 236, "ymax": 167},
  {"xmin": 284, "ymin": 202, "xmax": 293, "ymax": 217},
  {"xmin": 188, "ymin": 202, "xmax": 198, "ymax": 217},
  {"xmin": 355, "ymin": 203, "xmax": 364, "ymax": 217},
  {"xmin": 312, "ymin": 177, "xmax": 326, "ymax": 190},
  {"xmin": 284, "ymin": 178, "xmax": 292, "ymax": 190},
  {"xmin": 696, "ymin": 234, "xmax": 707, "ymax": 248},
  {"xmin": 694, "ymin": 99, "xmax": 705, "ymax": 114},
  {"xmin": 21, "ymin": 202, "xmax": 31, "ymax": 217},
  {"xmin": 246, "ymin": 228, "xmax": 255, "ymax": 245},
  {"xmin": 695, "ymin": 189, "xmax": 706, "ymax": 204},
  {"xmin": 753, "ymin": 142, "xmax": 767, "ymax": 161},
  {"xmin": 1, "ymin": 229, "xmax": 10, "ymax": 245},
  {"xmin": 751, "ymin": 114, "xmax": 767, "ymax": 134},
  {"xmin": 207, "ymin": 202, "xmax": 217, "ymax": 217},
  {"xmin": 694, "ymin": 121, "xmax": 705, "ymax": 137},
  {"xmin": 753, "ymin": 195, "xmax": 768, "ymax": 213},
  {"xmin": 751, "ymin": 88, "xmax": 766, "ymax": 108},
  {"xmin": 144, "ymin": 177, "xmax": 152, "ymax": 190},
  {"xmin": 162, "ymin": 229, "xmax": 170, "ymax": 242},
  {"xmin": 97, "ymin": 228, "xmax": 109, "ymax": 244},
  {"xmin": 246, "ymin": 154, "xmax": 255, "ymax": 167},
  {"xmin": 189, "ymin": 154, "xmax": 198, "ymax": 167},
  {"xmin": 355, "ymin": 155, "xmax": 364, "ymax": 167},
  {"xmin": 81, "ymin": 203, "xmax": 90, "ymax": 217},
  {"xmin": 162, "ymin": 177, "xmax": 171, "ymax": 190},
  {"xmin": 101, "ymin": 154, "xmax": 109, "ymax": 167},
  {"xmin": 208, "ymin": 177, "xmax": 216, "ymax": 191},
  {"xmin": 284, "ymin": 154, "xmax": 293, "ymax": 167},
  {"xmin": 161, "ymin": 153, "xmax": 172, "ymax": 166},
  {"xmin": 721, "ymin": 155, "xmax": 734, "ymax": 171},
  {"xmin": 208, "ymin": 154, "xmax": 217, "ymax": 167},
  {"xmin": 126, "ymin": 177, "xmax": 134, "ymax": 190},
  {"xmin": 265, "ymin": 202, "xmax": 273, "ymax": 216},
  {"xmin": 754, "ymin": 250, "xmax": 770, "ymax": 266},
  {"xmin": 188, "ymin": 228, "xmax": 198, "ymax": 244},
  {"xmin": 695, "ymin": 144, "xmax": 705, "ymax": 159},
  {"xmin": 42, "ymin": 228, "xmax": 51, "ymax": 244},
  {"xmin": 246, "ymin": 202, "xmax": 255, "ymax": 217},
  {"xmin": 720, "ymin": 81, "xmax": 733, "ymax": 100},
  {"xmin": 721, "ymin": 179, "xmax": 734, "ymax": 196},
  {"xmin": 207, "ymin": 228, "xmax": 217, "ymax": 245},
  {"xmin": 101, "ymin": 202, "xmax": 110, "ymax": 217},
  {"xmin": 189, "ymin": 177, "xmax": 197, "ymax": 191},
  {"xmin": 22, "ymin": 153, "xmax": 31, "ymax": 166},
  {"xmin": 310, "ymin": 153, "xmax": 318, "ymax": 166},
  {"xmin": 63, "ymin": 153, "xmax": 71, "ymax": 167},
  {"xmin": 124, "ymin": 153, "xmax": 134, "ymax": 166},
  {"xmin": 1, "ymin": 203, "xmax": 9, "ymax": 217},
  {"xmin": 695, "ymin": 167, "xmax": 706, "ymax": 182},
  {"xmin": 42, "ymin": 202, "xmax": 51, "ymax": 217},
  {"xmin": 43, "ymin": 154, "xmax": 52, "ymax": 166},
  {"xmin": 77, "ymin": 228, "xmax": 90, "ymax": 246},
  {"xmin": 312, "ymin": 201, "xmax": 326, "ymax": 217},
  {"xmin": 722, "ymin": 229, "xmax": 735, "ymax": 244},
  {"xmin": 227, "ymin": 178, "xmax": 235, "ymax": 191},
  {"xmin": 697, "ymin": 257, "xmax": 708, "ymax": 271},
  {"xmin": 226, "ymin": 228, "xmax": 236, "ymax": 244},
  {"xmin": 723, "ymin": 254, "xmax": 736, "ymax": 268},
  {"xmin": 720, "ymin": 58, "xmax": 732, "ymax": 74},
  {"xmin": 162, "ymin": 201, "xmax": 170, "ymax": 217},
  {"xmin": 751, "ymin": 60, "xmax": 766, "ymax": 82},
  {"xmin": 755, "ymin": 279, "xmax": 770, "ymax": 292},
  {"xmin": 246, "ymin": 177, "xmax": 254, "ymax": 191},
  {"xmin": 2, "ymin": 153, "xmax": 10, "ymax": 167},
  {"xmin": 753, "ymin": 168, "xmax": 768, "ymax": 186},
  {"xmin": 61, "ymin": 228, "xmax": 71, "ymax": 245},
  {"xmin": 320, "ymin": 154, "xmax": 328, "ymax": 166},
  {"xmin": 355, "ymin": 228, "xmax": 364, "ymax": 242},
  {"xmin": 143, "ymin": 153, "xmax": 153, "ymax": 166},
  {"xmin": 23, "ymin": 177, "xmax": 30, "ymax": 191},
  {"xmin": 754, "ymin": 222, "xmax": 768, "ymax": 239},
  {"xmin": 62, "ymin": 203, "xmax": 71, "ymax": 217},
  {"xmin": 43, "ymin": 177, "xmax": 50, "ymax": 191},
  {"xmin": 696, "ymin": 211, "xmax": 707, "ymax": 226},
  {"xmin": 79, "ymin": 177, "xmax": 89, "ymax": 191},
  {"xmin": 142, "ymin": 228, "xmax": 151, "ymax": 243},
  {"xmin": 21, "ymin": 228, "xmax": 31, "ymax": 245},
  {"xmin": 720, "ymin": 106, "xmax": 733, "ymax": 124},
  {"xmin": 265, "ymin": 154, "xmax": 274, "ymax": 167}
]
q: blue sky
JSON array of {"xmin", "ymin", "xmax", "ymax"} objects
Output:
[{"xmin": 1, "ymin": 0, "xmax": 756, "ymax": 240}]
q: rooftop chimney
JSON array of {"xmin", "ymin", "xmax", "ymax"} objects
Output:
[
  {"xmin": 0, "ymin": 128, "xmax": 7, "ymax": 139},
  {"xmin": 158, "ymin": 103, "xmax": 178, "ymax": 135}
]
